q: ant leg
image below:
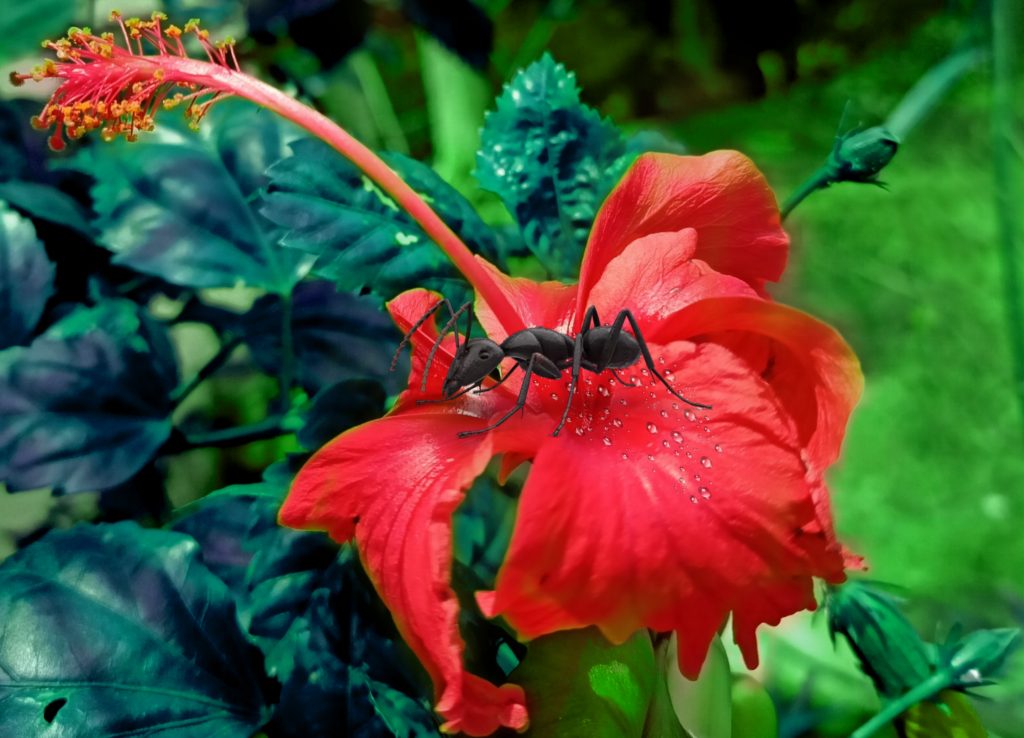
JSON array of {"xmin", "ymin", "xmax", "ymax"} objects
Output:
[
  {"xmin": 390, "ymin": 297, "xmax": 452, "ymax": 371},
  {"xmin": 611, "ymin": 369, "xmax": 639, "ymax": 388},
  {"xmin": 421, "ymin": 301, "xmax": 473, "ymax": 391},
  {"xmin": 458, "ymin": 354, "xmax": 541, "ymax": 438},
  {"xmin": 553, "ymin": 332, "xmax": 586, "ymax": 436},
  {"xmin": 474, "ymin": 364, "xmax": 520, "ymax": 394},
  {"xmin": 618, "ymin": 309, "xmax": 712, "ymax": 410}
]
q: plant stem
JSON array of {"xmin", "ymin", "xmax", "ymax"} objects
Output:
[
  {"xmin": 175, "ymin": 415, "xmax": 292, "ymax": 451},
  {"xmin": 780, "ymin": 166, "xmax": 833, "ymax": 220},
  {"xmin": 849, "ymin": 672, "xmax": 949, "ymax": 738},
  {"xmin": 884, "ymin": 47, "xmax": 985, "ymax": 140},
  {"xmin": 992, "ymin": 0, "xmax": 1024, "ymax": 439},
  {"xmin": 166, "ymin": 58, "xmax": 527, "ymax": 336},
  {"xmin": 170, "ymin": 335, "xmax": 243, "ymax": 406},
  {"xmin": 276, "ymin": 289, "xmax": 295, "ymax": 412}
]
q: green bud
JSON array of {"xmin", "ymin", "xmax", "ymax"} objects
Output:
[
  {"xmin": 941, "ymin": 627, "xmax": 1020, "ymax": 688},
  {"xmin": 827, "ymin": 126, "xmax": 900, "ymax": 183},
  {"xmin": 826, "ymin": 582, "xmax": 933, "ymax": 698}
]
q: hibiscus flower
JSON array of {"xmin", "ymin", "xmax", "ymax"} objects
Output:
[{"xmin": 280, "ymin": 151, "xmax": 863, "ymax": 735}]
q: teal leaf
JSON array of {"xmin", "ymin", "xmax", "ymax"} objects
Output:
[
  {"xmin": 261, "ymin": 139, "xmax": 500, "ymax": 299},
  {"xmin": 242, "ymin": 280, "xmax": 403, "ymax": 395},
  {"xmin": 0, "ymin": 181, "xmax": 94, "ymax": 237},
  {"xmin": 298, "ymin": 378, "xmax": 387, "ymax": 451},
  {"xmin": 0, "ymin": 300, "xmax": 177, "ymax": 492},
  {"xmin": 0, "ymin": 522, "xmax": 273, "ymax": 736},
  {"xmin": 0, "ymin": 201, "xmax": 54, "ymax": 348},
  {"xmin": 452, "ymin": 476, "xmax": 516, "ymax": 588},
  {"xmin": 0, "ymin": 0, "xmax": 77, "ymax": 65},
  {"xmin": 77, "ymin": 103, "xmax": 306, "ymax": 293},
  {"xmin": 476, "ymin": 54, "xmax": 626, "ymax": 279},
  {"xmin": 513, "ymin": 627, "xmax": 657, "ymax": 738}
]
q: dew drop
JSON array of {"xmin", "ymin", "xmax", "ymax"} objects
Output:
[
  {"xmin": 597, "ymin": 385, "xmax": 610, "ymax": 397},
  {"xmin": 671, "ymin": 430, "xmax": 683, "ymax": 443},
  {"xmin": 601, "ymin": 407, "xmax": 610, "ymax": 416},
  {"xmin": 658, "ymin": 356, "xmax": 666, "ymax": 365},
  {"xmin": 574, "ymin": 427, "xmax": 585, "ymax": 436},
  {"xmin": 612, "ymin": 418, "xmax": 623, "ymax": 428},
  {"xmin": 640, "ymin": 368, "xmax": 649, "ymax": 377},
  {"xmin": 672, "ymin": 403, "xmax": 679, "ymax": 410},
  {"xmin": 689, "ymin": 495, "xmax": 698, "ymax": 504},
  {"xmin": 703, "ymin": 415, "xmax": 710, "ymax": 422},
  {"xmin": 648, "ymin": 391, "xmax": 657, "ymax": 399},
  {"xmin": 685, "ymin": 451, "xmax": 693, "ymax": 459},
  {"xmin": 647, "ymin": 454, "xmax": 655, "ymax": 461},
  {"xmin": 694, "ymin": 473, "xmax": 702, "ymax": 482},
  {"xmin": 699, "ymin": 486, "xmax": 711, "ymax": 499},
  {"xmin": 445, "ymin": 457, "xmax": 455, "ymax": 463},
  {"xmin": 618, "ymin": 398, "xmax": 628, "ymax": 406},
  {"xmin": 703, "ymin": 426, "xmax": 711, "ymax": 434},
  {"xmin": 714, "ymin": 443, "xmax": 723, "ymax": 453},
  {"xmin": 684, "ymin": 409, "xmax": 697, "ymax": 422},
  {"xmin": 621, "ymin": 452, "xmax": 629, "ymax": 460},
  {"xmin": 602, "ymin": 437, "xmax": 612, "ymax": 446},
  {"xmin": 677, "ymin": 476, "xmax": 686, "ymax": 485},
  {"xmin": 646, "ymin": 422, "xmax": 658, "ymax": 434},
  {"xmin": 550, "ymin": 392, "xmax": 559, "ymax": 401},
  {"xmin": 659, "ymin": 409, "xmax": 669, "ymax": 418},
  {"xmin": 673, "ymin": 450, "xmax": 680, "ymax": 457},
  {"xmin": 700, "ymin": 456, "xmax": 712, "ymax": 468}
]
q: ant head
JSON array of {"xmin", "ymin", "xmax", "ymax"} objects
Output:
[{"xmin": 443, "ymin": 338, "xmax": 503, "ymax": 398}]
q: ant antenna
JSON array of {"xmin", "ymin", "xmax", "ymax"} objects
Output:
[
  {"xmin": 390, "ymin": 299, "xmax": 449, "ymax": 372},
  {"xmin": 421, "ymin": 301, "xmax": 472, "ymax": 391}
]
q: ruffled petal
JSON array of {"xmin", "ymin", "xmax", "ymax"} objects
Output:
[
  {"xmin": 731, "ymin": 578, "xmax": 816, "ymax": 670},
  {"xmin": 280, "ymin": 410, "xmax": 527, "ymax": 734},
  {"xmin": 582, "ymin": 227, "xmax": 757, "ymax": 339},
  {"xmin": 576, "ymin": 151, "xmax": 787, "ymax": 322},
  {"xmin": 479, "ymin": 340, "xmax": 844, "ymax": 678},
  {"xmin": 472, "ymin": 257, "xmax": 577, "ymax": 343},
  {"xmin": 664, "ymin": 296, "xmax": 863, "ymax": 470}
]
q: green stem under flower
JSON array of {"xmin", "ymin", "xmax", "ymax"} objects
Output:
[
  {"xmin": 849, "ymin": 672, "xmax": 950, "ymax": 738},
  {"xmin": 174, "ymin": 415, "xmax": 294, "ymax": 451}
]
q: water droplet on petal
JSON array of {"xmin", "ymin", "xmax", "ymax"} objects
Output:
[
  {"xmin": 550, "ymin": 392, "xmax": 559, "ymax": 400},
  {"xmin": 618, "ymin": 398, "xmax": 628, "ymax": 406},
  {"xmin": 700, "ymin": 456, "xmax": 712, "ymax": 468},
  {"xmin": 684, "ymin": 410, "xmax": 697, "ymax": 422},
  {"xmin": 574, "ymin": 427, "xmax": 585, "ymax": 436},
  {"xmin": 647, "ymin": 454, "xmax": 654, "ymax": 461},
  {"xmin": 445, "ymin": 457, "xmax": 455, "ymax": 463},
  {"xmin": 646, "ymin": 422, "xmax": 658, "ymax": 434},
  {"xmin": 612, "ymin": 418, "xmax": 623, "ymax": 428},
  {"xmin": 597, "ymin": 385, "xmax": 610, "ymax": 397},
  {"xmin": 602, "ymin": 437, "xmax": 612, "ymax": 446},
  {"xmin": 714, "ymin": 443, "xmax": 723, "ymax": 453},
  {"xmin": 661, "ymin": 439, "xmax": 670, "ymax": 448},
  {"xmin": 703, "ymin": 426, "xmax": 711, "ymax": 434},
  {"xmin": 671, "ymin": 431, "xmax": 683, "ymax": 443},
  {"xmin": 641, "ymin": 368, "xmax": 649, "ymax": 377},
  {"xmin": 621, "ymin": 452, "xmax": 629, "ymax": 460},
  {"xmin": 685, "ymin": 451, "xmax": 693, "ymax": 459},
  {"xmin": 694, "ymin": 473, "xmax": 702, "ymax": 482},
  {"xmin": 659, "ymin": 409, "xmax": 668, "ymax": 418},
  {"xmin": 699, "ymin": 486, "xmax": 711, "ymax": 499},
  {"xmin": 658, "ymin": 356, "xmax": 666, "ymax": 365},
  {"xmin": 689, "ymin": 495, "xmax": 698, "ymax": 504}
]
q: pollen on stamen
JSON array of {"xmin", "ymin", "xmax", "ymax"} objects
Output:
[{"xmin": 10, "ymin": 11, "xmax": 242, "ymax": 151}]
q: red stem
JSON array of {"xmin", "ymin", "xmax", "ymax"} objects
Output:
[{"xmin": 166, "ymin": 59, "xmax": 527, "ymax": 335}]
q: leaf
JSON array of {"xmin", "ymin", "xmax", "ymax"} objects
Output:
[
  {"xmin": 266, "ymin": 548, "xmax": 439, "ymax": 737},
  {"xmin": 452, "ymin": 476, "xmax": 516, "ymax": 587},
  {"xmin": 665, "ymin": 633, "xmax": 731, "ymax": 738},
  {"xmin": 402, "ymin": 0, "xmax": 494, "ymax": 69},
  {"xmin": 0, "ymin": 522, "xmax": 273, "ymax": 736},
  {"xmin": 77, "ymin": 110, "xmax": 305, "ymax": 292},
  {"xmin": 476, "ymin": 54, "xmax": 626, "ymax": 279},
  {"xmin": 298, "ymin": 378, "xmax": 387, "ymax": 451},
  {"xmin": 0, "ymin": 0, "xmax": 78, "ymax": 65},
  {"xmin": 0, "ymin": 181, "xmax": 94, "ymax": 236},
  {"xmin": 261, "ymin": 139, "xmax": 501, "ymax": 299},
  {"xmin": 243, "ymin": 280, "xmax": 403, "ymax": 396},
  {"xmin": 0, "ymin": 201, "xmax": 54, "ymax": 348},
  {"xmin": 513, "ymin": 627, "xmax": 657, "ymax": 738},
  {"xmin": 0, "ymin": 300, "xmax": 177, "ymax": 492}
]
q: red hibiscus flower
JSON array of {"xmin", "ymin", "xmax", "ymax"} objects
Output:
[{"xmin": 280, "ymin": 151, "xmax": 862, "ymax": 735}]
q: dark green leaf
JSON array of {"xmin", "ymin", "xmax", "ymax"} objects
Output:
[
  {"xmin": 942, "ymin": 626, "xmax": 1020, "ymax": 687},
  {"xmin": 266, "ymin": 548, "xmax": 439, "ymax": 737},
  {"xmin": 261, "ymin": 139, "xmax": 500, "ymax": 299},
  {"xmin": 0, "ymin": 201, "xmax": 54, "ymax": 348},
  {"xmin": 0, "ymin": 300, "xmax": 177, "ymax": 492},
  {"xmin": 452, "ymin": 476, "xmax": 516, "ymax": 588},
  {"xmin": 76, "ymin": 109, "xmax": 305, "ymax": 292},
  {"xmin": 476, "ymin": 54, "xmax": 626, "ymax": 279},
  {"xmin": 298, "ymin": 378, "xmax": 387, "ymax": 451},
  {"xmin": 243, "ymin": 280, "xmax": 404, "ymax": 395},
  {"xmin": 513, "ymin": 627, "xmax": 657, "ymax": 738},
  {"xmin": 0, "ymin": 522, "xmax": 273, "ymax": 736},
  {"xmin": 0, "ymin": 181, "xmax": 94, "ymax": 237}
]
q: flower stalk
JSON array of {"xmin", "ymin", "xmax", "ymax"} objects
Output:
[{"xmin": 12, "ymin": 12, "xmax": 526, "ymax": 335}]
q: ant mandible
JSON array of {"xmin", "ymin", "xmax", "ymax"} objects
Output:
[{"xmin": 390, "ymin": 298, "xmax": 710, "ymax": 438}]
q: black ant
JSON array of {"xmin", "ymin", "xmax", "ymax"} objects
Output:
[{"xmin": 390, "ymin": 298, "xmax": 710, "ymax": 438}]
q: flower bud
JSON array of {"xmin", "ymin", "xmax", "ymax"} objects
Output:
[{"xmin": 827, "ymin": 126, "xmax": 900, "ymax": 183}]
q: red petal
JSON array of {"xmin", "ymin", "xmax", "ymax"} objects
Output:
[
  {"xmin": 731, "ymin": 579, "xmax": 816, "ymax": 670},
  {"xmin": 479, "ymin": 341, "xmax": 844, "ymax": 678},
  {"xmin": 665, "ymin": 296, "xmax": 863, "ymax": 470},
  {"xmin": 583, "ymin": 227, "xmax": 757, "ymax": 340},
  {"xmin": 577, "ymin": 151, "xmax": 787, "ymax": 324},
  {"xmin": 280, "ymin": 411, "xmax": 527, "ymax": 734},
  {"xmin": 473, "ymin": 257, "xmax": 577, "ymax": 343}
]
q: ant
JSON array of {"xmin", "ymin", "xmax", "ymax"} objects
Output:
[{"xmin": 390, "ymin": 298, "xmax": 710, "ymax": 438}]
